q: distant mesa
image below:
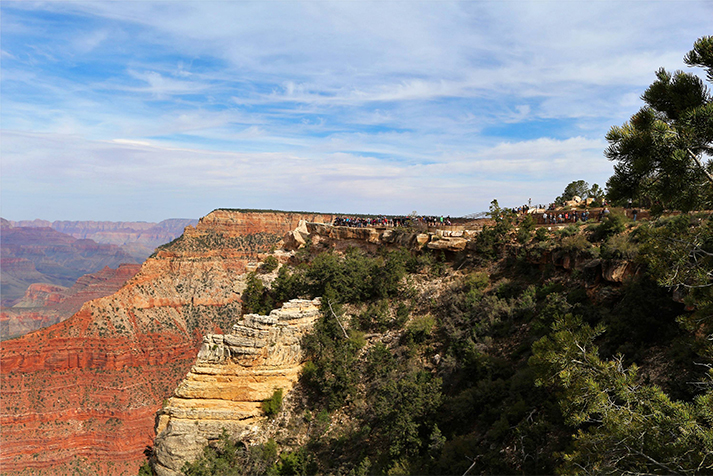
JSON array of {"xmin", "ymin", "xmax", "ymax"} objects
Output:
[
  {"xmin": 0, "ymin": 218, "xmax": 197, "ymax": 336},
  {"xmin": 0, "ymin": 223, "xmax": 137, "ymax": 306},
  {"xmin": 7, "ymin": 218, "xmax": 199, "ymax": 261}
]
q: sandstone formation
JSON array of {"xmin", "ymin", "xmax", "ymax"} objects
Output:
[
  {"xmin": 153, "ymin": 298, "xmax": 322, "ymax": 476},
  {"xmin": 601, "ymin": 259, "xmax": 638, "ymax": 283},
  {"xmin": 0, "ymin": 264, "xmax": 141, "ymax": 339},
  {"xmin": 1, "ymin": 210, "xmax": 641, "ymax": 475},
  {"xmin": 427, "ymin": 236, "xmax": 468, "ymax": 251},
  {"xmin": 291, "ymin": 222, "xmax": 446, "ymax": 253},
  {"xmin": 0, "ymin": 210, "xmax": 332, "ymax": 476}
]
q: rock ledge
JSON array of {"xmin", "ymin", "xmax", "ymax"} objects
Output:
[{"xmin": 153, "ymin": 298, "xmax": 321, "ymax": 476}]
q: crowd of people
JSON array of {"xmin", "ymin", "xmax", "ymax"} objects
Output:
[
  {"xmin": 540, "ymin": 208, "xmax": 614, "ymax": 224},
  {"xmin": 330, "ymin": 202, "xmax": 625, "ymax": 231},
  {"xmin": 332, "ymin": 215, "xmax": 453, "ymax": 228}
]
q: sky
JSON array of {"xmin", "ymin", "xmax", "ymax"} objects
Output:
[{"xmin": 1, "ymin": 1, "xmax": 712, "ymax": 221}]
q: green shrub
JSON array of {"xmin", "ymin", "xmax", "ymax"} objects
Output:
[
  {"xmin": 406, "ymin": 251, "xmax": 434, "ymax": 274},
  {"xmin": 262, "ymin": 389, "xmax": 283, "ymax": 417},
  {"xmin": 272, "ymin": 266, "xmax": 308, "ymax": 302},
  {"xmin": 560, "ymin": 234, "xmax": 594, "ymax": 254},
  {"xmin": 556, "ymin": 224, "xmax": 580, "ymax": 238},
  {"xmin": 261, "ymin": 255, "xmax": 279, "ymax": 273},
  {"xmin": 534, "ymin": 227, "xmax": 550, "ymax": 242},
  {"xmin": 302, "ymin": 297, "xmax": 363, "ymax": 409},
  {"xmin": 472, "ymin": 199, "xmax": 518, "ymax": 260},
  {"xmin": 300, "ymin": 248, "xmax": 406, "ymax": 303},
  {"xmin": 600, "ymin": 234, "xmax": 639, "ymax": 260},
  {"xmin": 271, "ymin": 447, "xmax": 318, "ymax": 475},
  {"xmin": 182, "ymin": 431, "xmax": 278, "ymax": 476},
  {"xmin": 137, "ymin": 462, "xmax": 154, "ymax": 476},
  {"xmin": 405, "ymin": 315, "xmax": 436, "ymax": 345},
  {"xmin": 517, "ymin": 215, "xmax": 536, "ymax": 244},
  {"xmin": 463, "ymin": 271, "xmax": 489, "ymax": 293},
  {"xmin": 589, "ymin": 212, "xmax": 627, "ymax": 242},
  {"xmin": 242, "ymin": 273, "xmax": 273, "ymax": 315},
  {"xmin": 355, "ymin": 300, "xmax": 391, "ymax": 332},
  {"xmin": 371, "ymin": 370, "xmax": 443, "ymax": 459},
  {"xmin": 394, "ymin": 302, "xmax": 410, "ymax": 327}
]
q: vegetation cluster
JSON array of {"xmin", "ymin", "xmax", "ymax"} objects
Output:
[
  {"xmin": 157, "ymin": 204, "xmax": 713, "ymax": 476},
  {"xmin": 139, "ymin": 36, "xmax": 713, "ymax": 476}
]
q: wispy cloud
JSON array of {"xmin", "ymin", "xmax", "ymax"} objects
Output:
[
  {"xmin": 2, "ymin": 130, "xmax": 611, "ymax": 220},
  {"xmin": 1, "ymin": 1, "xmax": 711, "ymax": 220}
]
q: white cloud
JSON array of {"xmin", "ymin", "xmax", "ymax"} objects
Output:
[
  {"xmin": 2, "ymin": 1, "xmax": 710, "ymax": 220},
  {"xmin": 1, "ymin": 130, "xmax": 613, "ymax": 220},
  {"xmin": 72, "ymin": 29, "xmax": 109, "ymax": 54}
]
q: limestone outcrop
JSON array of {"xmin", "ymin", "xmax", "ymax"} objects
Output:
[
  {"xmin": 289, "ymin": 222, "xmax": 642, "ymax": 288},
  {"xmin": 153, "ymin": 298, "xmax": 321, "ymax": 476},
  {"xmin": 289, "ymin": 221, "xmax": 473, "ymax": 253},
  {"xmin": 601, "ymin": 259, "xmax": 638, "ymax": 283},
  {"xmin": 427, "ymin": 236, "xmax": 468, "ymax": 251}
]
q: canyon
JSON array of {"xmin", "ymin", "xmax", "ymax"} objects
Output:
[
  {"xmin": 146, "ymin": 219, "xmax": 642, "ymax": 474},
  {"xmin": 1, "ymin": 209, "xmax": 642, "ymax": 475},
  {"xmin": 0, "ymin": 264, "xmax": 141, "ymax": 340},
  {"xmin": 0, "ymin": 210, "xmax": 333, "ymax": 475},
  {"xmin": 0, "ymin": 219, "xmax": 140, "ymax": 306},
  {"xmin": 1, "ymin": 217, "xmax": 198, "ymax": 338},
  {"xmin": 8, "ymin": 218, "xmax": 198, "ymax": 261}
]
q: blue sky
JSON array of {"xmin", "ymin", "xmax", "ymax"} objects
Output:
[{"xmin": 1, "ymin": 1, "xmax": 711, "ymax": 221}]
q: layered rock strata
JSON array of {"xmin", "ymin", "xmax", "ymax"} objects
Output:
[
  {"xmin": 0, "ymin": 222, "xmax": 140, "ymax": 305},
  {"xmin": 285, "ymin": 221, "xmax": 481, "ymax": 253},
  {"xmin": 290, "ymin": 221, "xmax": 639, "ymax": 285},
  {"xmin": 9, "ymin": 218, "xmax": 199, "ymax": 261},
  {"xmin": 0, "ymin": 264, "xmax": 141, "ymax": 339},
  {"xmin": 153, "ymin": 298, "xmax": 321, "ymax": 476},
  {"xmin": 0, "ymin": 210, "xmax": 332, "ymax": 476}
]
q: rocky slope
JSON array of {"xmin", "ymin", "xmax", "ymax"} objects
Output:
[
  {"xmin": 1, "ymin": 264, "xmax": 141, "ymax": 340},
  {"xmin": 152, "ymin": 212, "xmax": 695, "ymax": 476},
  {"xmin": 153, "ymin": 298, "xmax": 321, "ymax": 476},
  {"xmin": 0, "ymin": 210, "xmax": 332, "ymax": 476}
]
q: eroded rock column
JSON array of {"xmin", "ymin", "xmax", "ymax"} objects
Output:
[{"xmin": 152, "ymin": 298, "xmax": 321, "ymax": 476}]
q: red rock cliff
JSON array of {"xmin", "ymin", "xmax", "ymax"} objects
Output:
[{"xmin": 0, "ymin": 210, "xmax": 333, "ymax": 475}]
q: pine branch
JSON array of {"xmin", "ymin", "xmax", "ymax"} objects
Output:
[{"xmin": 687, "ymin": 148, "xmax": 713, "ymax": 186}]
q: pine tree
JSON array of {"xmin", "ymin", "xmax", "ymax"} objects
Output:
[{"xmin": 606, "ymin": 36, "xmax": 713, "ymax": 212}]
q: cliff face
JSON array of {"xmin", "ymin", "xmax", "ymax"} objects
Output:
[
  {"xmin": 1, "ymin": 264, "xmax": 141, "ymax": 339},
  {"xmin": 153, "ymin": 298, "xmax": 322, "ymax": 476},
  {"xmin": 0, "ymin": 210, "xmax": 332, "ymax": 476}
]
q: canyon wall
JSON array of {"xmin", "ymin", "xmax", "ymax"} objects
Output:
[
  {"xmin": 153, "ymin": 298, "xmax": 321, "ymax": 476},
  {"xmin": 1, "ymin": 264, "xmax": 141, "ymax": 339},
  {"xmin": 142, "ymin": 219, "xmax": 639, "ymax": 474},
  {"xmin": 0, "ymin": 221, "xmax": 140, "ymax": 305},
  {"xmin": 0, "ymin": 210, "xmax": 332, "ymax": 476}
]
